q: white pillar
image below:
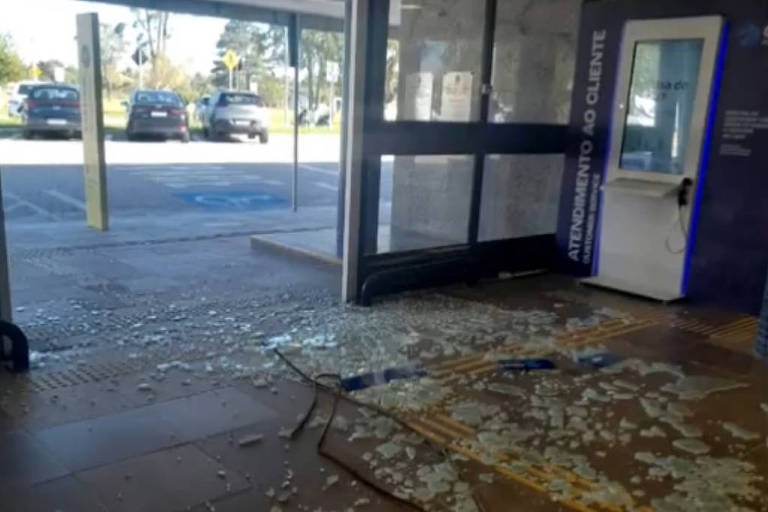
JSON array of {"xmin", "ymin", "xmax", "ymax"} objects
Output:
[{"xmin": 76, "ymin": 13, "xmax": 109, "ymax": 231}]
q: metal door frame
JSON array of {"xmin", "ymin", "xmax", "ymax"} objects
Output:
[{"xmin": 342, "ymin": 0, "xmax": 568, "ymax": 303}]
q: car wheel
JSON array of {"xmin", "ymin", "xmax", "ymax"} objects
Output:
[
  {"xmin": 22, "ymin": 129, "xmax": 33, "ymax": 140},
  {"xmin": 203, "ymin": 127, "xmax": 210, "ymax": 139},
  {"xmin": 181, "ymin": 132, "xmax": 190, "ymax": 144},
  {"xmin": 247, "ymin": 132, "xmax": 256, "ymax": 140},
  {"xmin": 259, "ymin": 131, "xmax": 269, "ymax": 144}
]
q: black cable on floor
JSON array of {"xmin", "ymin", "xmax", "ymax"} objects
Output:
[{"xmin": 273, "ymin": 349, "xmax": 485, "ymax": 512}]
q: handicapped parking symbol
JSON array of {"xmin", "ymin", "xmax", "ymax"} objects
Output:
[{"xmin": 177, "ymin": 191, "xmax": 287, "ymax": 211}]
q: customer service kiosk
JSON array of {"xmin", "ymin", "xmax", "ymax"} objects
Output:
[{"xmin": 584, "ymin": 16, "xmax": 725, "ymax": 300}]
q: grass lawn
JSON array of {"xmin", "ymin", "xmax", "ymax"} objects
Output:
[{"xmin": 265, "ymin": 108, "xmax": 341, "ymax": 135}]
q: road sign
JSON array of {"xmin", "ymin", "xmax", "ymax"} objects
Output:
[
  {"xmin": 131, "ymin": 47, "xmax": 148, "ymax": 67},
  {"xmin": 223, "ymin": 50, "xmax": 240, "ymax": 71}
]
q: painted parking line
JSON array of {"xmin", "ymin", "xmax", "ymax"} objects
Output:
[
  {"xmin": 299, "ymin": 164, "xmax": 339, "ymax": 176},
  {"xmin": 44, "ymin": 190, "xmax": 86, "ymax": 211},
  {"xmin": 149, "ymin": 175, "xmax": 264, "ymax": 182},
  {"xmin": 313, "ymin": 182, "xmax": 338, "ymax": 192},
  {"xmin": 130, "ymin": 169, "xmax": 276, "ymax": 189},
  {"xmin": 4, "ymin": 192, "xmax": 61, "ymax": 220},
  {"xmin": 128, "ymin": 170, "xmax": 239, "ymax": 177},
  {"xmin": 4, "ymin": 201, "xmax": 28, "ymax": 213},
  {"xmin": 115, "ymin": 165, "xmax": 169, "ymax": 171}
]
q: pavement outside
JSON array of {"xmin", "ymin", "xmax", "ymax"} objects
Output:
[
  {"xmin": 250, "ymin": 225, "xmax": 393, "ymax": 264},
  {"xmin": 1, "ymin": 273, "xmax": 766, "ymax": 512},
  {"xmin": 0, "ymin": 133, "xmax": 355, "ymax": 340},
  {"xmin": 0, "ymin": 133, "xmax": 396, "ymax": 302}
]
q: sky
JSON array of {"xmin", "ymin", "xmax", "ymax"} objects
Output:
[{"xmin": 0, "ymin": 0, "xmax": 228, "ymax": 74}]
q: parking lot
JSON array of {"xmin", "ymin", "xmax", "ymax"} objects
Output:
[{"xmin": 0, "ymin": 132, "xmax": 392, "ymax": 227}]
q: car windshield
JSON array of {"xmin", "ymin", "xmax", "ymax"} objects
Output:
[
  {"xmin": 134, "ymin": 91, "xmax": 182, "ymax": 106},
  {"xmin": 18, "ymin": 84, "xmax": 33, "ymax": 95},
  {"xmin": 220, "ymin": 93, "xmax": 262, "ymax": 106},
  {"xmin": 30, "ymin": 87, "xmax": 79, "ymax": 101}
]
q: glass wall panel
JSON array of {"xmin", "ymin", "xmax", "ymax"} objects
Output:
[
  {"xmin": 478, "ymin": 154, "xmax": 564, "ymax": 241},
  {"xmin": 375, "ymin": 154, "xmax": 474, "ymax": 253},
  {"xmin": 383, "ymin": 0, "xmax": 486, "ymax": 122},
  {"xmin": 489, "ymin": 0, "xmax": 580, "ymax": 124}
]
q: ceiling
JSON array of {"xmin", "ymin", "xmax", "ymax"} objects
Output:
[
  {"xmin": 86, "ymin": 0, "xmax": 400, "ymax": 27},
  {"xmin": 219, "ymin": 0, "xmax": 344, "ymax": 19}
]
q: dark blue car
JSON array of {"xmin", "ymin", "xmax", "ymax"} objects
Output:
[
  {"xmin": 21, "ymin": 84, "xmax": 81, "ymax": 140},
  {"xmin": 124, "ymin": 89, "xmax": 190, "ymax": 143}
]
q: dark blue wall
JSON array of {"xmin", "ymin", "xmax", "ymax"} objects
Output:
[{"xmin": 556, "ymin": 0, "xmax": 768, "ymax": 314}]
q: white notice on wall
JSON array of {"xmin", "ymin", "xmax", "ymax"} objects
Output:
[
  {"xmin": 405, "ymin": 72, "xmax": 433, "ymax": 121},
  {"xmin": 441, "ymin": 71, "xmax": 473, "ymax": 121}
]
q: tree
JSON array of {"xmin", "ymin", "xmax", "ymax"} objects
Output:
[
  {"xmin": 36, "ymin": 59, "xmax": 64, "ymax": 82},
  {"xmin": 0, "ymin": 34, "xmax": 26, "ymax": 85},
  {"xmin": 631, "ymin": 43, "xmax": 661, "ymax": 98},
  {"xmin": 189, "ymin": 72, "xmax": 212, "ymax": 99},
  {"xmin": 131, "ymin": 9, "xmax": 171, "ymax": 64},
  {"xmin": 64, "ymin": 66, "xmax": 79, "ymax": 84},
  {"xmin": 300, "ymin": 30, "xmax": 343, "ymax": 113},
  {"xmin": 212, "ymin": 20, "xmax": 285, "ymax": 89},
  {"xmin": 100, "ymin": 22, "xmax": 127, "ymax": 98},
  {"xmin": 385, "ymin": 41, "xmax": 399, "ymax": 105},
  {"xmin": 258, "ymin": 73, "xmax": 286, "ymax": 107},
  {"xmin": 146, "ymin": 54, "xmax": 187, "ymax": 93}
]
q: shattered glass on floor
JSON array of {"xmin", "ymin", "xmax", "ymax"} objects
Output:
[{"xmin": 2, "ymin": 283, "xmax": 767, "ymax": 511}]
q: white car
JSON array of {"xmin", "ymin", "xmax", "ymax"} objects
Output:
[
  {"xmin": 202, "ymin": 90, "xmax": 269, "ymax": 143},
  {"xmin": 8, "ymin": 81, "xmax": 48, "ymax": 118}
]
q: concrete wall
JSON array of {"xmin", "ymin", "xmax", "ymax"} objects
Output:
[{"xmin": 388, "ymin": 0, "xmax": 580, "ymax": 250}]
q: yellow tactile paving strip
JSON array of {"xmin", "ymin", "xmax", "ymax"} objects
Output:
[
  {"xmin": 430, "ymin": 317, "xmax": 659, "ymax": 384},
  {"xmin": 554, "ymin": 318, "xmax": 659, "ymax": 349},
  {"xmin": 426, "ymin": 309, "xmax": 758, "ymax": 385},
  {"xmin": 544, "ymin": 289, "xmax": 759, "ymax": 347},
  {"xmin": 707, "ymin": 317, "xmax": 759, "ymax": 344},
  {"xmin": 406, "ymin": 318, "xmax": 657, "ymax": 511},
  {"xmin": 387, "ymin": 305, "xmax": 760, "ymax": 512},
  {"xmin": 403, "ymin": 412, "xmax": 644, "ymax": 512},
  {"xmin": 406, "ymin": 309, "xmax": 758, "ymax": 512}
]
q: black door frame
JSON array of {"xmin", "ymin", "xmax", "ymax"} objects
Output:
[{"xmin": 342, "ymin": 0, "xmax": 568, "ymax": 304}]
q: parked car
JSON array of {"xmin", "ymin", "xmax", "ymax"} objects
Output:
[
  {"xmin": 194, "ymin": 95, "xmax": 210, "ymax": 122},
  {"xmin": 124, "ymin": 89, "xmax": 189, "ymax": 143},
  {"xmin": 202, "ymin": 90, "xmax": 269, "ymax": 143},
  {"xmin": 20, "ymin": 84, "xmax": 81, "ymax": 139},
  {"xmin": 8, "ymin": 80, "xmax": 48, "ymax": 118}
]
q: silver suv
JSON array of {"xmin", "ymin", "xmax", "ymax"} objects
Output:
[{"xmin": 202, "ymin": 90, "xmax": 269, "ymax": 143}]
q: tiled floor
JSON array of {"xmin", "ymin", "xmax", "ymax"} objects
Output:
[{"xmin": 1, "ymin": 275, "xmax": 766, "ymax": 512}]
